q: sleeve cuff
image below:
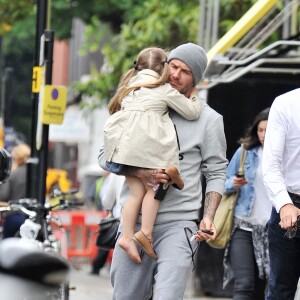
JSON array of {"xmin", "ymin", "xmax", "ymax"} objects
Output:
[{"xmin": 273, "ymin": 190, "xmax": 293, "ymax": 212}]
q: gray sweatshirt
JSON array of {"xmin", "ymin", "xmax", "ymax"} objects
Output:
[{"xmin": 98, "ymin": 100, "xmax": 228, "ymax": 225}]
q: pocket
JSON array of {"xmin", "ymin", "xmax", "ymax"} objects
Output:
[{"xmin": 269, "ymin": 207, "xmax": 280, "ymax": 226}]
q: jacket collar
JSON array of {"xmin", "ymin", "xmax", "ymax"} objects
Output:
[{"xmin": 137, "ymin": 69, "xmax": 160, "ymax": 79}]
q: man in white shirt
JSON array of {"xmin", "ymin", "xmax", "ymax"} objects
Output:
[{"xmin": 262, "ymin": 88, "xmax": 300, "ymax": 300}]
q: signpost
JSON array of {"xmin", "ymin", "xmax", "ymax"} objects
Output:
[{"xmin": 29, "ymin": 1, "xmax": 67, "ymax": 205}]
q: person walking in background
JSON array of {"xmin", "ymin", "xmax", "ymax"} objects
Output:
[
  {"xmin": 101, "ymin": 173, "xmax": 124, "ymax": 220},
  {"xmin": 262, "ymin": 89, "xmax": 300, "ymax": 300},
  {"xmin": 90, "ymin": 173, "xmax": 124, "ymax": 276},
  {"xmin": 99, "ymin": 42, "xmax": 228, "ymax": 300},
  {"xmin": 222, "ymin": 108, "xmax": 271, "ymax": 299},
  {"xmin": 103, "ymin": 47, "xmax": 201, "ymax": 262},
  {"xmin": 90, "ymin": 172, "xmax": 110, "ymax": 276},
  {"xmin": 87, "ymin": 172, "xmax": 109, "ymax": 211},
  {"xmin": 0, "ymin": 143, "xmax": 31, "ymax": 238}
]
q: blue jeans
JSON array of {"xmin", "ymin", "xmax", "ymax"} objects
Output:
[
  {"xmin": 266, "ymin": 207, "xmax": 300, "ymax": 300},
  {"xmin": 229, "ymin": 228, "xmax": 266, "ymax": 300}
]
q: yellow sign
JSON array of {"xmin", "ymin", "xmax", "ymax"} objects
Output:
[
  {"xmin": 0, "ymin": 123, "xmax": 4, "ymax": 148},
  {"xmin": 41, "ymin": 85, "xmax": 67, "ymax": 125},
  {"xmin": 32, "ymin": 66, "xmax": 43, "ymax": 93}
]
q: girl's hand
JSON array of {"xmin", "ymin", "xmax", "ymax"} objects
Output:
[
  {"xmin": 190, "ymin": 87, "xmax": 198, "ymax": 98},
  {"xmin": 233, "ymin": 176, "xmax": 248, "ymax": 188}
]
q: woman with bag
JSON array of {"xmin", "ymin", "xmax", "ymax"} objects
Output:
[
  {"xmin": 223, "ymin": 108, "xmax": 272, "ymax": 300},
  {"xmin": 92, "ymin": 173, "xmax": 124, "ymax": 275}
]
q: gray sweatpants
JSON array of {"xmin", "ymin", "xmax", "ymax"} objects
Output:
[{"xmin": 110, "ymin": 220, "xmax": 198, "ymax": 300}]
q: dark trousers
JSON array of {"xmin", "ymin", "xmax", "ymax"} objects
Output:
[
  {"xmin": 2, "ymin": 213, "xmax": 26, "ymax": 238},
  {"xmin": 266, "ymin": 207, "xmax": 300, "ymax": 300},
  {"xmin": 229, "ymin": 228, "xmax": 266, "ymax": 300},
  {"xmin": 91, "ymin": 248, "xmax": 110, "ymax": 274}
]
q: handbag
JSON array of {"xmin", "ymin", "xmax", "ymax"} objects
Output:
[
  {"xmin": 207, "ymin": 144, "xmax": 247, "ymax": 249},
  {"xmin": 95, "ymin": 215, "xmax": 120, "ymax": 250}
]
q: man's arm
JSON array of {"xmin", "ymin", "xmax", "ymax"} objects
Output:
[
  {"xmin": 196, "ymin": 111, "xmax": 227, "ymax": 241},
  {"xmin": 262, "ymin": 99, "xmax": 300, "ymax": 229},
  {"xmin": 98, "ymin": 146, "xmax": 107, "ymax": 171},
  {"xmin": 98, "ymin": 145, "xmax": 169, "ymax": 184},
  {"xmin": 203, "ymin": 191, "xmax": 222, "ymax": 222},
  {"xmin": 194, "ymin": 191, "xmax": 222, "ymax": 241}
]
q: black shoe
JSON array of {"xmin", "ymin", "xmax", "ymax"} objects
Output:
[
  {"xmin": 154, "ymin": 184, "xmax": 169, "ymax": 201},
  {"xmin": 89, "ymin": 270, "xmax": 99, "ymax": 276}
]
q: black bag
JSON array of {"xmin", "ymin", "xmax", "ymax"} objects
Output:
[{"xmin": 95, "ymin": 217, "xmax": 120, "ymax": 249}]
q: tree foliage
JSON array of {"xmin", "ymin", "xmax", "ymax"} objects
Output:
[
  {"xmin": 75, "ymin": 0, "xmax": 200, "ymax": 108},
  {"xmin": 75, "ymin": 0, "xmax": 258, "ymax": 108},
  {"xmin": 1, "ymin": 11, "xmax": 36, "ymax": 143},
  {"xmin": 0, "ymin": 0, "xmax": 279, "ymax": 130}
]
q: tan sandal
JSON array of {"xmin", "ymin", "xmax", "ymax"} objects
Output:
[
  {"xmin": 133, "ymin": 231, "xmax": 158, "ymax": 260},
  {"xmin": 165, "ymin": 166, "xmax": 184, "ymax": 190}
]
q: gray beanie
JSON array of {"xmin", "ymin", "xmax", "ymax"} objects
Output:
[{"xmin": 168, "ymin": 43, "xmax": 207, "ymax": 86}]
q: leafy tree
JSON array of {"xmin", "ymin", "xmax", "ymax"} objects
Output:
[
  {"xmin": 1, "ymin": 13, "xmax": 36, "ymax": 143},
  {"xmin": 75, "ymin": 0, "xmax": 200, "ymax": 109},
  {"xmin": 75, "ymin": 0, "xmax": 260, "ymax": 110},
  {"xmin": 0, "ymin": 0, "xmax": 281, "ymax": 124}
]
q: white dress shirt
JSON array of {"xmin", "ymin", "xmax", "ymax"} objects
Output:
[{"xmin": 262, "ymin": 88, "xmax": 300, "ymax": 212}]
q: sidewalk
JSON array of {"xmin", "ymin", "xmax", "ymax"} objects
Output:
[
  {"xmin": 69, "ymin": 264, "xmax": 231, "ymax": 300},
  {"xmin": 69, "ymin": 264, "xmax": 112, "ymax": 300}
]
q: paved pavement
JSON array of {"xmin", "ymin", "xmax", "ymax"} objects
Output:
[
  {"xmin": 69, "ymin": 263, "xmax": 231, "ymax": 300},
  {"xmin": 69, "ymin": 264, "xmax": 113, "ymax": 300}
]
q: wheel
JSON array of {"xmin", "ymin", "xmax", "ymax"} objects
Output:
[
  {"xmin": 57, "ymin": 281, "xmax": 70, "ymax": 300},
  {"xmin": 45, "ymin": 280, "xmax": 69, "ymax": 300},
  {"xmin": 59, "ymin": 280, "xmax": 70, "ymax": 300}
]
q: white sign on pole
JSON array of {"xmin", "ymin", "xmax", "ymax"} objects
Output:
[{"xmin": 49, "ymin": 108, "xmax": 90, "ymax": 143}]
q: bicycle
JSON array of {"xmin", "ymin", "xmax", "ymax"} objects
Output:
[{"xmin": 0, "ymin": 188, "xmax": 83, "ymax": 300}]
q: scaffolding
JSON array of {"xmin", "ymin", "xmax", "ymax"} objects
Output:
[{"xmin": 199, "ymin": 0, "xmax": 300, "ymax": 89}]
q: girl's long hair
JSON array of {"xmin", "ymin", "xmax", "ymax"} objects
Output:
[
  {"xmin": 239, "ymin": 107, "xmax": 270, "ymax": 150},
  {"xmin": 108, "ymin": 47, "xmax": 169, "ymax": 114}
]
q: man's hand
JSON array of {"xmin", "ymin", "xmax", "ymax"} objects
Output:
[
  {"xmin": 194, "ymin": 191, "xmax": 222, "ymax": 242},
  {"xmin": 279, "ymin": 203, "xmax": 300, "ymax": 229},
  {"xmin": 195, "ymin": 217, "xmax": 216, "ymax": 241},
  {"xmin": 136, "ymin": 168, "xmax": 170, "ymax": 187}
]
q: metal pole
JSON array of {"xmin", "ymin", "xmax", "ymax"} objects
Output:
[
  {"xmin": 282, "ymin": 0, "xmax": 291, "ymax": 39},
  {"xmin": 1, "ymin": 72, "xmax": 6, "ymax": 128},
  {"xmin": 204, "ymin": 0, "xmax": 213, "ymax": 51},
  {"xmin": 212, "ymin": 0, "xmax": 220, "ymax": 46},
  {"xmin": 1, "ymin": 68, "xmax": 13, "ymax": 129},
  {"xmin": 27, "ymin": 0, "xmax": 48, "ymax": 199},
  {"xmin": 37, "ymin": 29, "xmax": 54, "ymax": 205},
  {"xmin": 198, "ymin": 0, "xmax": 206, "ymax": 46}
]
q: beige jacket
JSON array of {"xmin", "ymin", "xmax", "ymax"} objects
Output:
[{"xmin": 104, "ymin": 69, "xmax": 200, "ymax": 169}]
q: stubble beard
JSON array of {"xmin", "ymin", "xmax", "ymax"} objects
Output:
[{"xmin": 169, "ymin": 77, "xmax": 194, "ymax": 97}]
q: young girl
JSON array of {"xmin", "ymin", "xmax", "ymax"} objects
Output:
[{"xmin": 103, "ymin": 47, "xmax": 201, "ymax": 263}]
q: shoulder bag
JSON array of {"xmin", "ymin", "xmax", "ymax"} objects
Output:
[
  {"xmin": 207, "ymin": 144, "xmax": 247, "ymax": 249},
  {"xmin": 95, "ymin": 212, "xmax": 120, "ymax": 250}
]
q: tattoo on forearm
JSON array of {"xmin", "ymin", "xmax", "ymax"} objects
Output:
[{"xmin": 203, "ymin": 191, "xmax": 222, "ymax": 221}]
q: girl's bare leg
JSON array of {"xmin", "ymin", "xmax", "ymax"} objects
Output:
[
  {"xmin": 140, "ymin": 183, "xmax": 159, "ymax": 240},
  {"xmin": 132, "ymin": 180, "xmax": 159, "ymax": 260},
  {"xmin": 118, "ymin": 176, "xmax": 145, "ymax": 263}
]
